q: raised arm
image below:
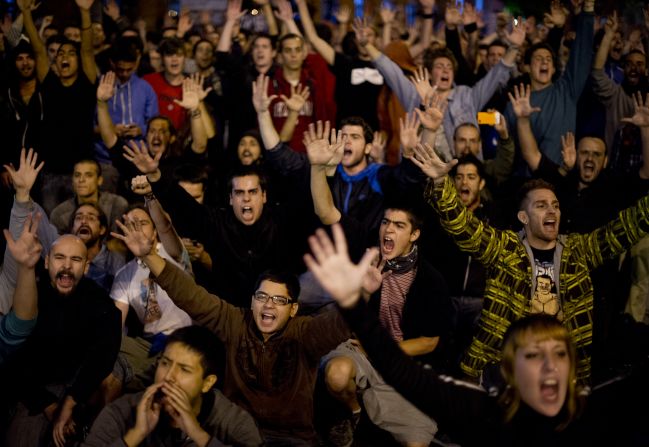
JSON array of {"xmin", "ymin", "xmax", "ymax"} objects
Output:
[
  {"xmin": 563, "ymin": 0, "xmax": 595, "ymax": 98},
  {"xmin": 621, "ymin": 93, "xmax": 649, "ymax": 180},
  {"xmin": 76, "ymin": 0, "xmax": 98, "ymax": 83},
  {"xmin": 97, "ymin": 72, "xmax": 119, "ymax": 149},
  {"xmin": 4, "ymin": 213, "xmax": 41, "ymax": 322},
  {"xmin": 278, "ymin": 83, "xmax": 310, "ymax": 143},
  {"xmin": 131, "ymin": 176, "xmax": 185, "ymax": 262},
  {"xmin": 111, "ymin": 220, "xmax": 242, "ymax": 339},
  {"xmin": 295, "ymin": 0, "xmax": 335, "ymax": 65},
  {"xmin": 16, "ymin": 0, "xmax": 48, "ymax": 82},
  {"xmin": 306, "ymin": 121, "xmax": 344, "ymax": 224},
  {"xmin": 594, "ymin": 11, "xmax": 617, "ymax": 70},
  {"xmin": 217, "ymin": 0, "xmax": 247, "ymax": 53},
  {"xmin": 274, "ymin": 0, "xmax": 301, "ymax": 37},
  {"xmin": 509, "ymin": 84, "xmax": 543, "ymax": 171},
  {"xmin": 253, "ymin": 74, "xmax": 281, "ymax": 149},
  {"xmin": 408, "ymin": 0, "xmax": 435, "ymax": 59},
  {"xmin": 173, "ymin": 77, "xmax": 209, "ymax": 154}
]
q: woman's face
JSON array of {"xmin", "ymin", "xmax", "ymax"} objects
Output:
[
  {"xmin": 237, "ymin": 136, "xmax": 262, "ymax": 165},
  {"xmin": 514, "ymin": 337, "xmax": 569, "ymax": 417}
]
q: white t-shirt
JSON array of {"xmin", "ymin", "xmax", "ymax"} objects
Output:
[{"xmin": 111, "ymin": 243, "xmax": 193, "ymax": 336}]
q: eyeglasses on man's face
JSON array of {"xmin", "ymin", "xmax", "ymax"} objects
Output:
[{"xmin": 253, "ymin": 291, "xmax": 292, "ymax": 306}]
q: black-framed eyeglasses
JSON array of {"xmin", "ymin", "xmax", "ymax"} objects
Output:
[{"xmin": 253, "ymin": 291, "xmax": 292, "ymax": 306}]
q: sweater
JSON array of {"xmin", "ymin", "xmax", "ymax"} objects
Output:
[
  {"xmin": 155, "ymin": 262, "xmax": 352, "ymax": 441},
  {"xmin": 83, "ymin": 389, "xmax": 263, "ymax": 447}
]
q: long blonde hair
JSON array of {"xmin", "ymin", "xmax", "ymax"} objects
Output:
[{"xmin": 498, "ymin": 315, "xmax": 584, "ymax": 430}]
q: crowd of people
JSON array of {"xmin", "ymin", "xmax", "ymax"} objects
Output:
[{"xmin": 1, "ymin": 0, "xmax": 649, "ymax": 445}]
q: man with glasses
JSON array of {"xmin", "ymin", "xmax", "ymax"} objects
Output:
[
  {"xmin": 5, "ymin": 151, "xmax": 125, "ymax": 300},
  {"xmin": 112, "ymin": 216, "xmax": 352, "ymax": 446}
]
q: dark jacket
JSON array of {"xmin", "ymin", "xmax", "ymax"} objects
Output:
[
  {"xmin": 341, "ymin": 300, "xmax": 649, "ymax": 446},
  {"xmin": 3, "ymin": 276, "xmax": 121, "ymax": 412},
  {"xmin": 265, "ymin": 142, "xmax": 425, "ymax": 234}
]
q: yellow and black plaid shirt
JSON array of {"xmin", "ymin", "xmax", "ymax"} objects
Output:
[{"xmin": 426, "ymin": 176, "xmax": 649, "ymax": 383}]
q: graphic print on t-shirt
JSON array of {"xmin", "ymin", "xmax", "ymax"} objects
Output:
[{"xmin": 530, "ymin": 251, "xmax": 563, "ymax": 321}]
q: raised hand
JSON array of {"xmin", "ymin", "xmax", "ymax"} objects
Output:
[
  {"xmin": 188, "ymin": 73, "xmax": 212, "ymax": 101},
  {"xmin": 362, "ymin": 252, "xmax": 389, "ymax": 296},
  {"xmin": 445, "ymin": 1, "xmax": 463, "ymax": 28},
  {"xmin": 252, "ymin": 74, "xmax": 278, "ymax": 113},
  {"xmin": 411, "ymin": 142, "xmax": 458, "ymax": 181},
  {"xmin": 370, "ymin": 131, "xmax": 387, "ymax": 164},
  {"xmin": 75, "ymin": 0, "xmax": 94, "ymax": 11},
  {"xmin": 0, "ymin": 15, "xmax": 13, "ymax": 39},
  {"xmin": 4, "ymin": 213, "xmax": 42, "ymax": 268},
  {"xmin": 334, "ymin": 5, "xmax": 352, "ymax": 24},
  {"xmin": 131, "ymin": 175, "xmax": 153, "ymax": 196},
  {"xmin": 560, "ymin": 132, "xmax": 576, "ymax": 170},
  {"xmin": 505, "ymin": 16, "xmax": 526, "ymax": 47},
  {"xmin": 274, "ymin": 0, "xmax": 295, "ymax": 23},
  {"xmin": 174, "ymin": 78, "xmax": 200, "ymax": 111},
  {"xmin": 543, "ymin": 0, "xmax": 567, "ymax": 28},
  {"xmin": 353, "ymin": 17, "xmax": 370, "ymax": 48},
  {"xmin": 16, "ymin": 0, "xmax": 36, "ymax": 12},
  {"xmin": 111, "ymin": 215, "xmax": 156, "ymax": 257},
  {"xmin": 281, "ymin": 83, "xmax": 310, "ymax": 113},
  {"xmin": 490, "ymin": 108, "xmax": 508, "ymax": 139},
  {"xmin": 409, "ymin": 65, "xmax": 434, "ymax": 104},
  {"xmin": 380, "ymin": 4, "xmax": 395, "ymax": 24},
  {"xmin": 570, "ymin": 0, "xmax": 583, "ymax": 15},
  {"xmin": 123, "ymin": 140, "xmax": 162, "ymax": 174},
  {"xmin": 103, "ymin": 0, "xmax": 120, "ymax": 20},
  {"xmin": 399, "ymin": 111, "xmax": 421, "ymax": 158},
  {"xmin": 177, "ymin": 10, "xmax": 194, "ymax": 36},
  {"xmin": 415, "ymin": 89, "xmax": 447, "ymax": 132},
  {"xmin": 304, "ymin": 224, "xmax": 379, "ymax": 308},
  {"xmin": 621, "ymin": 92, "xmax": 649, "ymax": 127},
  {"xmin": 604, "ymin": 11, "xmax": 618, "ymax": 36},
  {"xmin": 225, "ymin": 0, "xmax": 246, "ymax": 21},
  {"xmin": 3, "ymin": 148, "xmax": 44, "ymax": 200},
  {"xmin": 462, "ymin": 2, "xmax": 478, "ymax": 26},
  {"xmin": 303, "ymin": 121, "xmax": 343, "ymax": 167},
  {"xmin": 508, "ymin": 84, "xmax": 541, "ymax": 119},
  {"xmin": 97, "ymin": 71, "xmax": 116, "ymax": 101}
]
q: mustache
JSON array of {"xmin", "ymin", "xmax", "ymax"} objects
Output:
[{"xmin": 56, "ymin": 269, "xmax": 74, "ymax": 279}]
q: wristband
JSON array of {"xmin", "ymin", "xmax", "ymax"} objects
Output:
[
  {"xmin": 144, "ymin": 192, "xmax": 156, "ymax": 203},
  {"xmin": 191, "ymin": 109, "xmax": 202, "ymax": 118},
  {"xmin": 464, "ymin": 22, "xmax": 477, "ymax": 33}
]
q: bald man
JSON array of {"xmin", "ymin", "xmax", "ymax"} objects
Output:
[{"xmin": 3, "ymin": 234, "xmax": 121, "ymax": 447}]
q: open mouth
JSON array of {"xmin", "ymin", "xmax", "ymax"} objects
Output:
[
  {"xmin": 540, "ymin": 378, "xmax": 559, "ymax": 401},
  {"xmin": 459, "ymin": 187, "xmax": 471, "ymax": 201},
  {"xmin": 56, "ymin": 272, "xmax": 75, "ymax": 288},
  {"xmin": 241, "ymin": 206, "xmax": 253, "ymax": 218},
  {"xmin": 382, "ymin": 236, "xmax": 394, "ymax": 253},
  {"xmin": 543, "ymin": 218, "xmax": 556, "ymax": 231},
  {"xmin": 259, "ymin": 312, "xmax": 276, "ymax": 327},
  {"xmin": 582, "ymin": 161, "xmax": 594, "ymax": 174},
  {"xmin": 76, "ymin": 225, "xmax": 92, "ymax": 237}
]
